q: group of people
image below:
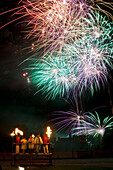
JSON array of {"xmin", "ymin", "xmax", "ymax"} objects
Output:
[{"xmin": 15, "ymin": 134, "xmax": 50, "ymax": 154}]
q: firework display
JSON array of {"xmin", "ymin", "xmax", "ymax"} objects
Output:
[
  {"xmin": 28, "ymin": 27, "xmax": 113, "ymax": 97},
  {"xmin": 26, "ymin": 7, "xmax": 113, "ymax": 97},
  {"xmin": 84, "ymin": 112, "xmax": 113, "ymax": 137},
  {"xmin": 16, "ymin": 0, "xmax": 113, "ymax": 141},
  {"xmin": 51, "ymin": 109, "xmax": 87, "ymax": 135},
  {"xmin": 83, "ymin": 11, "xmax": 113, "ymax": 39},
  {"xmin": 52, "ymin": 109, "xmax": 113, "ymax": 136},
  {"xmin": 66, "ymin": 34, "xmax": 113, "ymax": 95},
  {"xmin": 28, "ymin": 53, "xmax": 78, "ymax": 99},
  {"xmin": 1, "ymin": 0, "xmax": 113, "ymax": 52},
  {"xmin": 1, "ymin": 0, "xmax": 113, "ymax": 139}
]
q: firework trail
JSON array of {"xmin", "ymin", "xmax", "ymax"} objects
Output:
[
  {"xmin": 50, "ymin": 95, "xmax": 97, "ymax": 135},
  {"xmin": 27, "ymin": 20, "xmax": 113, "ymax": 99},
  {"xmin": 27, "ymin": 53, "xmax": 78, "ymax": 99},
  {"xmin": 51, "ymin": 108, "xmax": 113, "ymax": 136},
  {"xmin": 84, "ymin": 111, "xmax": 113, "ymax": 137},
  {"xmin": 0, "ymin": 0, "xmax": 113, "ymax": 55},
  {"xmin": 51, "ymin": 109, "xmax": 86, "ymax": 135},
  {"xmin": 64, "ymin": 18, "xmax": 113, "ymax": 95},
  {"xmin": 82, "ymin": 10, "xmax": 113, "ymax": 40}
]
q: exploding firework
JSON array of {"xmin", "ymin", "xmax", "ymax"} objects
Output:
[
  {"xmin": 27, "ymin": 53, "xmax": 78, "ymax": 99},
  {"xmin": 19, "ymin": 0, "xmax": 92, "ymax": 52},
  {"xmin": 50, "ymin": 99, "xmax": 106, "ymax": 136},
  {"xmin": 64, "ymin": 24, "xmax": 113, "ymax": 95},
  {"xmin": 64, "ymin": 11, "xmax": 113, "ymax": 95},
  {"xmin": 72, "ymin": 0, "xmax": 113, "ymax": 20},
  {"xmin": 27, "ymin": 25, "xmax": 113, "ymax": 99},
  {"xmin": 51, "ymin": 109, "xmax": 86, "ymax": 135},
  {"xmin": 84, "ymin": 111, "xmax": 113, "ymax": 137},
  {"xmin": 82, "ymin": 10, "xmax": 113, "ymax": 40},
  {"xmin": 50, "ymin": 96, "xmax": 95, "ymax": 135},
  {"xmin": 0, "ymin": 0, "xmax": 113, "ymax": 55},
  {"xmin": 50, "ymin": 94, "xmax": 104, "ymax": 136},
  {"xmin": 52, "ymin": 108, "xmax": 113, "ymax": 137},
  {"xmin": 1, "ymin": 0, "xmax": 113, "ymax": 100},
  {"xmin": 0, "ymin": 0, "xmax": 83, "ymax": 53}
]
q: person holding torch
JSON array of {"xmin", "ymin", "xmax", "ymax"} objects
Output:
[{"xmin": 42, "ymin": 126, "xmax": 52, "ymax": 153}]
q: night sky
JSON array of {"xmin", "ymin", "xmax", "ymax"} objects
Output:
[
  {"xmin": 0, "ymin": 0, "xmax": 113, "ymax": 152},
  {"xmin": 0, "ymin": 0, "xmax": 68, "ymax": 140}
]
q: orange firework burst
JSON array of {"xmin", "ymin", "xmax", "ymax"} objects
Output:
[{"xmin": 0, "ymin": 0, "xmax": 113, "ymax": 56}]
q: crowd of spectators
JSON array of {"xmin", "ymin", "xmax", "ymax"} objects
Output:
[{"xmin": 15, "ymin": 134, "xmax": 50, "ymax": 154}]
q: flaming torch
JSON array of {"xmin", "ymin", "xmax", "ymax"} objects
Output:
[
  {"xmin": 15, "ymin": 128, "xmax": 23, "ymax": 136},
  {"xmin": 46, "ymin": 126, "xmax": 52, "ymax": 138},
  {"xmin": 10, "ymin": 131, "xmax": 15, "ymax": 137},
  {"xmin": 46, "ymin": 126, "xmax": 52, "ymax": 153},
  {"xmin": 10, "ymin": 128, "xmax": 23, "ymax": 154}
]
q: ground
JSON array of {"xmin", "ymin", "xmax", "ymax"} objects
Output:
[{"xmin": 1, "ymin": 158, "xmax": 113, "ymax": 170}]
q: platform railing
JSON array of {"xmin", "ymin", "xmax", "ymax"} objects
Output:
[
  {"xmin": 11, "ymin": 143, "xmax": 53, "ymax": 165},
  {"xmin": 12, "ymin": 143, "xmax": 52, "ymax": 154}
]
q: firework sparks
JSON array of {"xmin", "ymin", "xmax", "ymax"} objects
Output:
[
  {"xmin": 27, "ymin": 22, "xmax": 113, "ymax": 98},
  {"xmin": 51, "ymin": 108, "xmax": 113, "ymax": 137},
  {"xmin": 0, "ymin": 0, "xmax": 113, "ymax": 55},
  {"xmin": 50, "ymin": 95, "xmax": 91, "ymax": 135},
  {"xmin": 83, "ymin": 10, "xmax": 113, "ymax": 40},
  {"xmin": 64, "ymin": 22, "xmax": 113, "ymax": 95},
  {"xmin": 27, "ymin": 53, "xmax": 78, "ymax": 99},
  {"xmin": 84, "ymin": 111, "xmax": 113, "ymax": 137},
  {"xmin": 0, "ymin": 0, "xmax": 113, "ymax": 103},
  {"xmin": 51, "ymin": 109, "xmax": 86, "ymax": 135}
]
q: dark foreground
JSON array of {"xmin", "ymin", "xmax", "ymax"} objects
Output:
[{"xmin": 1, "ymin": 158, "xmax": 113, "ymax": 170}]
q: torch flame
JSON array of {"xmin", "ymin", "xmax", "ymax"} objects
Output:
[
  {"xmin": 15, "ymin": 128, "xmax": 23, "ymax": 136},
  {"xmin": 46, "ymin": 126, "xmax": 52, "ymax": 138},
  {"xmin": 10, "ymin": 131, "xmax": 15, "ymax": 137},
  {"xmin": 32, "ymin": 134, "xmax": 35, "ymax": 138}
]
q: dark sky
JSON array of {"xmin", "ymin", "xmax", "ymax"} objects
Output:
[{"xmin": 0, "ymin": 0, "xmax": 113, "ymax": 142}]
